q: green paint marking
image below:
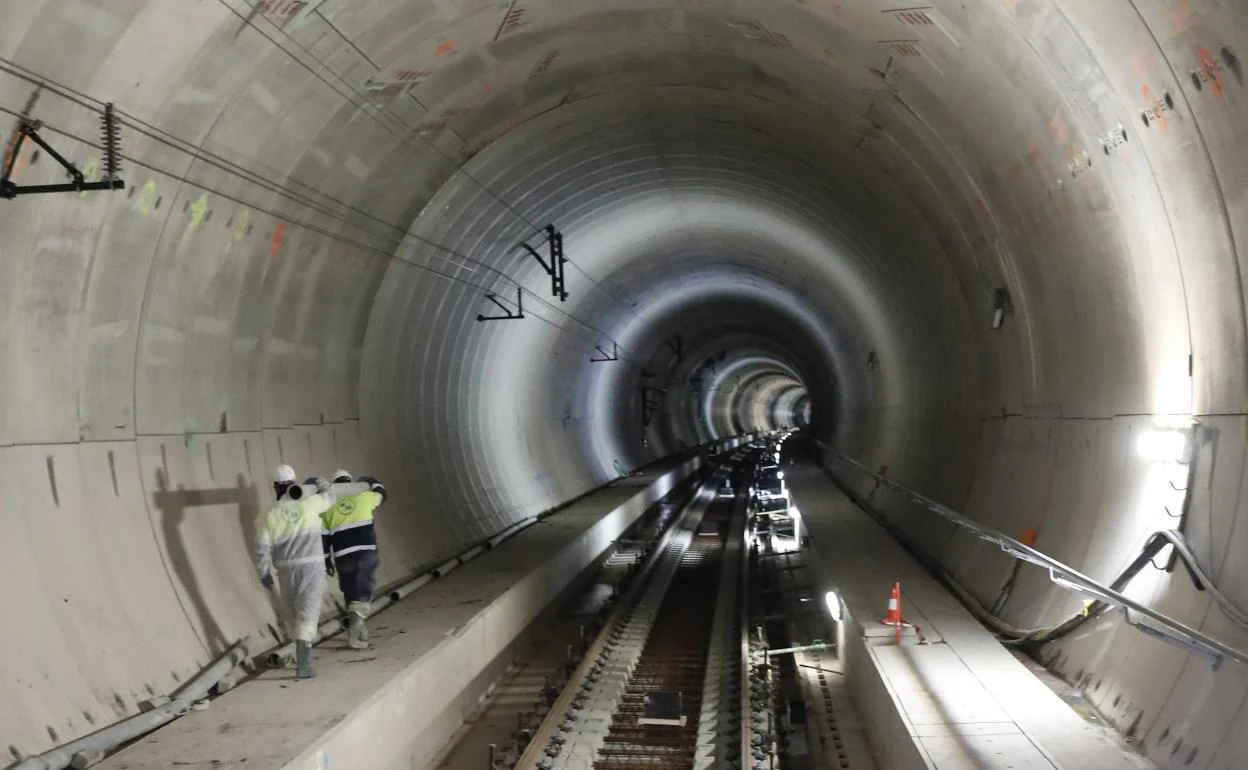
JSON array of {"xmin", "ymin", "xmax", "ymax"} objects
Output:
[
  {"xmin": 79, "ymin": 158, "xmax": 99, "ymax": 197},
  {"xmin": 189, "ymin": 194, "xmax": 209, "ymax": 229},
  {"xmin": 134, "ymin": 179, "xmax": 157, "ymax": 214},
  {"xmin": 233, "ymin": 208, "xmax": 250, "ymax": 240}
]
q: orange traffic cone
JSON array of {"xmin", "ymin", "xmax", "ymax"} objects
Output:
[{"xmin": 881, "ymin": 581, "xmax": 908, "ymax": 644}]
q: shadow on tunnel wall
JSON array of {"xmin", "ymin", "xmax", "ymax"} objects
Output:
[{"xmin": 151, "ymin": 471, "xmax": 281, "ymax": 653}]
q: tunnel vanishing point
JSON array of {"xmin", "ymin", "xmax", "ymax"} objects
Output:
[{"xmin": 2, "ymin": 0, "xmax": 1248, "ymax": 768}]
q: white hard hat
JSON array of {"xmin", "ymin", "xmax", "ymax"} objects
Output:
[
  {"xmin": 272, "ymin": 464, "xmax": 297, "ymax": 483},
  {"xmin": 331, "ymin": 469, "xmax": 352, "ymax": 483}
]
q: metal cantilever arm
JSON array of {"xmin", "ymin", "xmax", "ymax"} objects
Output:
[{"xmin": 816, "ymin": 440, "xmax": 1248, "ymax": 671}]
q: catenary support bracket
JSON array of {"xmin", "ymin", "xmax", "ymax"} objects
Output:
[
  {"xmin": 1, "ymin": 102, "xmax": 125, "ymax": 199},
  {"xmin": 590, "ymin": 343, "xmax": 619, "ymax": 362},
  {"xmin": 518, "ymin": 224, "xmax": 568, "ymax": 301},
  {"xmin": 476, "ymin": 288, "xmax": 524, "ymax": 322}
]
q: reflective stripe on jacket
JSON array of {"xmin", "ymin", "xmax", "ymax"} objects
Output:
[
  {"xmin": 322, "ymin": 490, "xmax": 383, "ymax": 558},
  {"xmin": 256, "ymin": 492, "xmax": 335, "ymax": 577}
]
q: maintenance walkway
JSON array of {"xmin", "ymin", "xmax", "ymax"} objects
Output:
[
  {"xmin": 786, "ymin": 460, "xmax": 1155, "ymax": 770},
  {"xmin": 97, "ymin": 456, "xmax": 708, "ymax": 770}
]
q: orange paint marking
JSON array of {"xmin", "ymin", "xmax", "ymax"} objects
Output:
[
  {"xmin": 1128, "ymin": 46, "xmax": 1150, "ymax": 79},
  {"xmin": 482, "ymin": 82, "xmax": 493, "ymax": 94},
  {"xmin": 1001, "ymin": 0, "xmax": 1022, "ymax": 8},
  {"xmin": 1199, "ymin": 47, "xmax": 1225, "ymax": 99},
  {"xmin": 270, "ymin": 222, "xmax": 286, "ymax": 258},
  {"xmin": 1046, "ymin": 114, "xmax": 1068, "ymax": 144},
  {"xmin": 2, "ymin": 138, "xmax": 26, "ymax": 180},
  {"xmin": 434, "ymin": 39, "xmax": 459, "ymax": 57},
  {"xmin": 1166, "ymin": 0, "xmax": 1196, "ymax": 36}
]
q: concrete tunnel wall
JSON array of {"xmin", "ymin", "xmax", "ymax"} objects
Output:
[{"xmin": 0, "ymin": 0, "xmax": 1247, "ymax": 767}]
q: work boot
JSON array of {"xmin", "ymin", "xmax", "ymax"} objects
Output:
[
  {"xmin": 295, "ymin": 640, "xmax": 316, "ymax": 679},
  {"xmin": 346, "ymin": 614, "xmax": 369, "ymax": 650}
]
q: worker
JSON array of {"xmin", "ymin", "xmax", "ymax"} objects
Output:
[
  {"xmin": 256, "ymin": 465, "xmax": 337, "ymax": 679},
  {"xmin": 321, "ymin": 469, "xmax": 387, "ymax": 649}
]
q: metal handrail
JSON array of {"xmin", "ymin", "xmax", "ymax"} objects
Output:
[{"xmin": 816, "ymin": 442, "xmax": 1248, "ymax": 671}]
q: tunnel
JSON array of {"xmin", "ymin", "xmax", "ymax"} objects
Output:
[{"xmin": 2, "ymin": 0, "xmax": 1247, "ymax": 768}]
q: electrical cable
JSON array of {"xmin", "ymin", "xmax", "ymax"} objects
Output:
[
  {"xmin": 0, "ymin": 101, "xmax": 637, "ymax": 359},
  {"xmin": 0, "ymin": 56, "xmax": 642, "ymax": 356},
  {"xmin": 219, "ymin": 0, "xmax": 645, "ymax": 324}
]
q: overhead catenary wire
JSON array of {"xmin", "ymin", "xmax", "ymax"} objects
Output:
[
  {"xmin": 216, "ymin": 0, "xmax": 546, "ymax": 236},
  {"xmin": 0, "ymin": 101, "xmax": 636, "ymax": 360},
  {"xmin": 0, "ymin": 55, "xmax": 640, "ymax": 357},
  {"xmin": 217, "ymin": 0, "xmax": 646, "ymax": 326}
]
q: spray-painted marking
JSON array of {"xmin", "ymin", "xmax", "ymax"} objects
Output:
[
  {"xmin": 529, "ymin": 49, "xmax": 560, "ymax": 78},
  {"xmin": 189, "ymin": 194, "xmax": 209, "ymax": 228},
  {"xmin": 1140, "ymin": 85, "xmax": 1173, "ymax": 130},
  {"xmin": 1191, "ymin": 48, "xmax": 1225, "ymax": 97},
  {"xmin": 78, "ymin": 158, "xmax": 99, "ymax": 197},
  {"xmin": 434, "ymin": 39, "xmax": 459, "ymax": 57},
  {"xmin": 134, "ymin": 179, "xmax": 158, "ymax": 214},
  {"xmin": 1046, "ymin": 114, "xmax": 1068, "ymax": 144},
  {"xmin": 257, "ymin": 0, "xmax": 321, "ymax": 28},
  {"xmin": 494, "ymin": 1, "xmax": 527, "ymax": 41},
  {"xmin": 2, "ymin": 132, "xmax": 29, "ymax": 180},
  {"xmin": 270, "ymin": 222, "xmax": 286, "ymax": 258},
  {"xmin": 1066, "ymin": 145, "xmax": 1092, "ymax": 178},
  {"xmin": 363, "ymin": 68, "xmax": 430, "ymax": 101},
  {"xmin": 232, "ymin": 208, "xmax": 250, "ymax": 240},
  {"xmin": 1166, "ymin": 0, "xmax": 1196, "ymax": 37}
]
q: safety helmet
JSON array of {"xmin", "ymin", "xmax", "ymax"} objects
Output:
[
  {"xmin": 272, "ymin": 464, "xmax": 297, "ymax": 484},
  {"xmin": 331, "ymin": 469, "xmax": 352, "ymax": 483}
]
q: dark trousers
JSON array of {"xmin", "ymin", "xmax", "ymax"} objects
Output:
[{"xmin": 337, "ymin": 550, "xmax": 380, "ymax": 612}]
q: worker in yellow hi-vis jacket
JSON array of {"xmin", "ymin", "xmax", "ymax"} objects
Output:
[
  {"xmin": 322, "ymin": 470, "xmax": 387, "ymax": 650},
  {"xmin": 256, "ymin": 464, "xmax": 337, "ymax": 679}
]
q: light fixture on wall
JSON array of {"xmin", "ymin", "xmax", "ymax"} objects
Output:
[
  {"xmin": 991, "ymin": 287, "xmax": 1013, "ymax": 329},
  {"xmin": 1137, "ymin": 427, "xmax": 1191, "ymax": 464},
  {"xmin": 824, "ymin": 590, "xmax": 843, "ymax": 621}
]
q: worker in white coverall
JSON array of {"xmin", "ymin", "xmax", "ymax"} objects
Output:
[
  {"xmin": 256, "ymin": 464, "xmax": 337, "ymax": 679},
  {"xmin": 321, "ymin": 470, "xmax": 387, "ymax": 649}
]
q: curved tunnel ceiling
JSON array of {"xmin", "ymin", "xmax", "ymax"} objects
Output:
[{"xmin": 3, "ymin": 0, "xmax": 1248, "ymax": 764}]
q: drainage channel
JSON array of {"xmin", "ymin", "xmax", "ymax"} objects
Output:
[{"xmin": 513, "ymin": 463, "xmax": 749, "ymax": 770}]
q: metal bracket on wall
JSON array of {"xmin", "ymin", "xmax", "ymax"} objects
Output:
[
  {"xmin": 519, "ymin": 224, "xmax": 568, "ymax": 301},
  {"xmin": 591, "ymin": 343, "xmax": 619, "ymax": 362},
  {"xmin": 1, "ymin": 102, "xmax": 125, "ymax": 199},
  {"xmin": 666, "ymin": 335, "xmax": 683, "ymax": 362},
  {"xmin": 641, "ymin": 385, "xmax": 664, "ymax": 428},
  {"xmin": 476, "ymin": 287, "xmax": 524, "ymax": 321}
]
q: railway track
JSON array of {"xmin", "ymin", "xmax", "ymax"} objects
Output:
[
  {"xmin": 593, "ymin": 502, "xmax": 728, "ymax": 770},
  {"xmin": 512, "ymin": 464, "xmax": 750, "ymax": 770}
]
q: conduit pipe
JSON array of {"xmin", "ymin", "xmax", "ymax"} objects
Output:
[
  {"xmin": 813, "ymin": 440, "xmax": 1248, "ymax": 670},
  {"xmin": 286, "ymin": 481, "xmax": 373, "ymax": 500},
  {"xmin": 23, "ymin": 447, "xmax": 734, "ymax": 763},
  {"xmin": 11, "ymin": 638, "xmax": 253, "ymax": 770}
]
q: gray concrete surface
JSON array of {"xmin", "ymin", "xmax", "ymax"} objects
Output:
[
  {"xmin": 92, "ymin": 459, "xmax": 700, "ymax": 770},
  {"xmin": 789, "ymin": 464, "xmax": 1155, "ymax": 769},
  {"xmin": 2, "ymin": 1, "xmax": 1248, "ymax": 768}
]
